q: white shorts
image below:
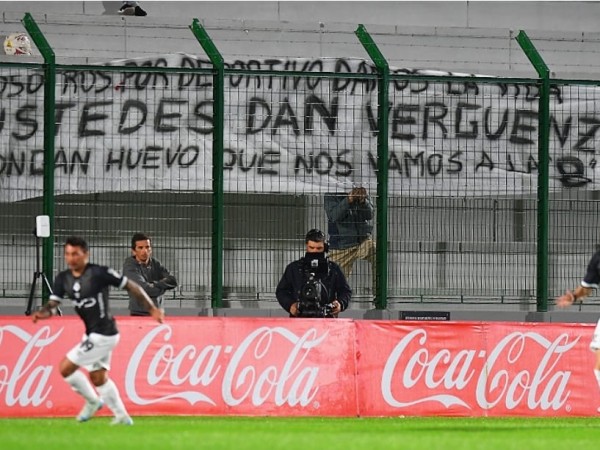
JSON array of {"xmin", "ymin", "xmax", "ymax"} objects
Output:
[
  {"xmin": 591, "ymin": 319, "xmax": 600, "ymax": 351},
  {"xmin": 66, "ymin": 333, "xmax": 120, "ymax": 372}
]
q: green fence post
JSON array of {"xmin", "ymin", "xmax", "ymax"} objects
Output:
[
  {"xmin": 190, "ymin": 19, "xmax": 224, "ymax": 309},
  {"xmin": 355, "ymin": 24, "xmax": 389, "ymax": 310},
  {"xmin": 515, "ymin": 30, "xmax": 551, "ymax": 313},
  {"xmin": 22, "ymin": 13, "xmax": 56, "ymax": 303}
]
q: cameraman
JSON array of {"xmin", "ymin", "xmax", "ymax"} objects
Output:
[{"xmin": 276, "ymin": 229, "xmax": 351, "ymax": 317}]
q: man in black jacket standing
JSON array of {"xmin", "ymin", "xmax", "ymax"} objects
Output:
[
  {"xmin": 123, "ymin": 232, "xmax": 178, "ymax": 316},
  {"xmin": 276, "ymin": 229, "xmax": 351, "ymax": 317}
]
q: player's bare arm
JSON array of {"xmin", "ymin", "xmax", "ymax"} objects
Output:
[
  {"xmin": 556, "ymin": 286, "xmax": 593, "ymax": 308},
  {"xmin": 32, "ymin": 299, "xmax": 61, "ymax": 323},
  {"xmin": 125, "ymin": 279, "xmax": 164, "ymax": 323}
]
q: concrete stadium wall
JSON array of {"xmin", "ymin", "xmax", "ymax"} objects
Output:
[
  {"xmin": 3, "ymin": 1, "xmax": 600, "ymax": 34},
  {"xmin": 0, "ymin": 2, "xmax": 599, "ymax": 77}
]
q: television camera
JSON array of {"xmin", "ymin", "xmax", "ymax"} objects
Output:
[{"xmin": 297, "ymin": 256, "xmax": 334, "ymax": 318}]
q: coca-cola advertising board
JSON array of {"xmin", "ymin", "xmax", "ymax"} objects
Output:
[
  {"xmin": 0, "ymin": 316, "xmax": 597, "ymax": 417},
  {"xmin": 356, "ymin": 321, "xmax": 597, "ymax": 417},
  {"xmin": 0, "ymin": 317, "xmax": 356, "ymax": 417}
]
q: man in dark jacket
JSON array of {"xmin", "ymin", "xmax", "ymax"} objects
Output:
[
  {"xmin": 276, "ymin": 229, "xmax": 351, "ymax": 317},
  {"xmin": 123, "ymin": 232, "xmax": 178, "ymax": 316},
  {"xmin": 324, "ymin": 187, "xmax": 376, "ymax": 298}
]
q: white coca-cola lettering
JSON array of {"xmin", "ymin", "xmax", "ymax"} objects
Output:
[
  {"xmin": 382, "ymin": 329, "xmax": 579, "ymax": 411},
  {"xmin": 475, "ymin": 332, "xmax": 575, "ymax": 410},
  {"xmin": 382, "ymin": 329, "xmax": 472, "ymax": 408},
  {"xmin": 0, "ymin": 325, "xmax": 61, "ymax": 407},
  {"xmin": 125, "ymin": 325, "xmax": 326, "ymax": 408},
  {"xmin": 126, "ymin": 325, "xmax": 219, "ymax": 405},
  {"xmin": 221, "ymin": 327, "xmax": 323, "ymax": 407}
]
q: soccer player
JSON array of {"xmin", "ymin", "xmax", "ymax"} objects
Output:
[
  {"xmin": 32, "ymin": 236, "xmax": 163, "ymax": 425},
  {"xmin": 556, "ymin": 250, "xmax": 600, "ymax": 411}
]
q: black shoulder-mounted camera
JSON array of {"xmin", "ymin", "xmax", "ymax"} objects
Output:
[{"xmin": 297, "ymin": 270, "xmax": 334, "ymax": 318}]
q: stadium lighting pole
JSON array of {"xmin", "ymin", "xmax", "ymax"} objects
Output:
[
  {"xmin": 22, "ymin": 13, "xmax": 56, "ymax": 305},
  {"xmin": 515, "ymin": 30, "xmax": 551, "ymax": 313},
  {"xmin": 355, "ymin": 25, "xmax": 389, "ymax": 310},
  {"xmin": 190, "ymin": 19, "xmax": 225, "ymax": 309}
]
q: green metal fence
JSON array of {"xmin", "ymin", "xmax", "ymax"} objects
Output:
[{"xmin": 2, "ymin": 14, "xmax": 600, "ymax": 314}]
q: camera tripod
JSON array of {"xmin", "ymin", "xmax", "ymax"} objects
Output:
[{"xmin": 25, "ymin": 234, "xmax": 61, "ymax": 316}]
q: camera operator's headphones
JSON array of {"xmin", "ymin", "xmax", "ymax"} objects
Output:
[{"xmin": 305, "ymin": 228, "xmax": 329, "ymax": 253}]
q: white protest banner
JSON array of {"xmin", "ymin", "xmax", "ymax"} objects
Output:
[{"xmin": 0, "ymin": 54, "xmax": 597, "ymax": 202}]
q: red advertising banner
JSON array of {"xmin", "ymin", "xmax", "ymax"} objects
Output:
[
  {"xmin": 355, "ymin": 321, "xmax": 597, "ymax": 417},
  {"xmin": 0, "ymin": 316, "xmax": 597, "ymax": 417},
  {"xmin": 0, "ymin": 317, "xmax": 357, "ymax": 417}
]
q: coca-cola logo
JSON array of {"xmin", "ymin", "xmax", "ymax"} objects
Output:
[
  {"xmin": 125, "ymin": 325, "xmax": 327, "ymax": 408},
  {"xmin": 0, "ymin": 325, "xmax": 62, "ymax": 407},
  {"xmin": 381, "ymin": 329, "xmax": 579, "ymax": 411}
]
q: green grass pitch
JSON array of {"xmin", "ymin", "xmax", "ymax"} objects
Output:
[{"xmin": 1, "ymin": 416, "xmax": 599, "ymax": 450}]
